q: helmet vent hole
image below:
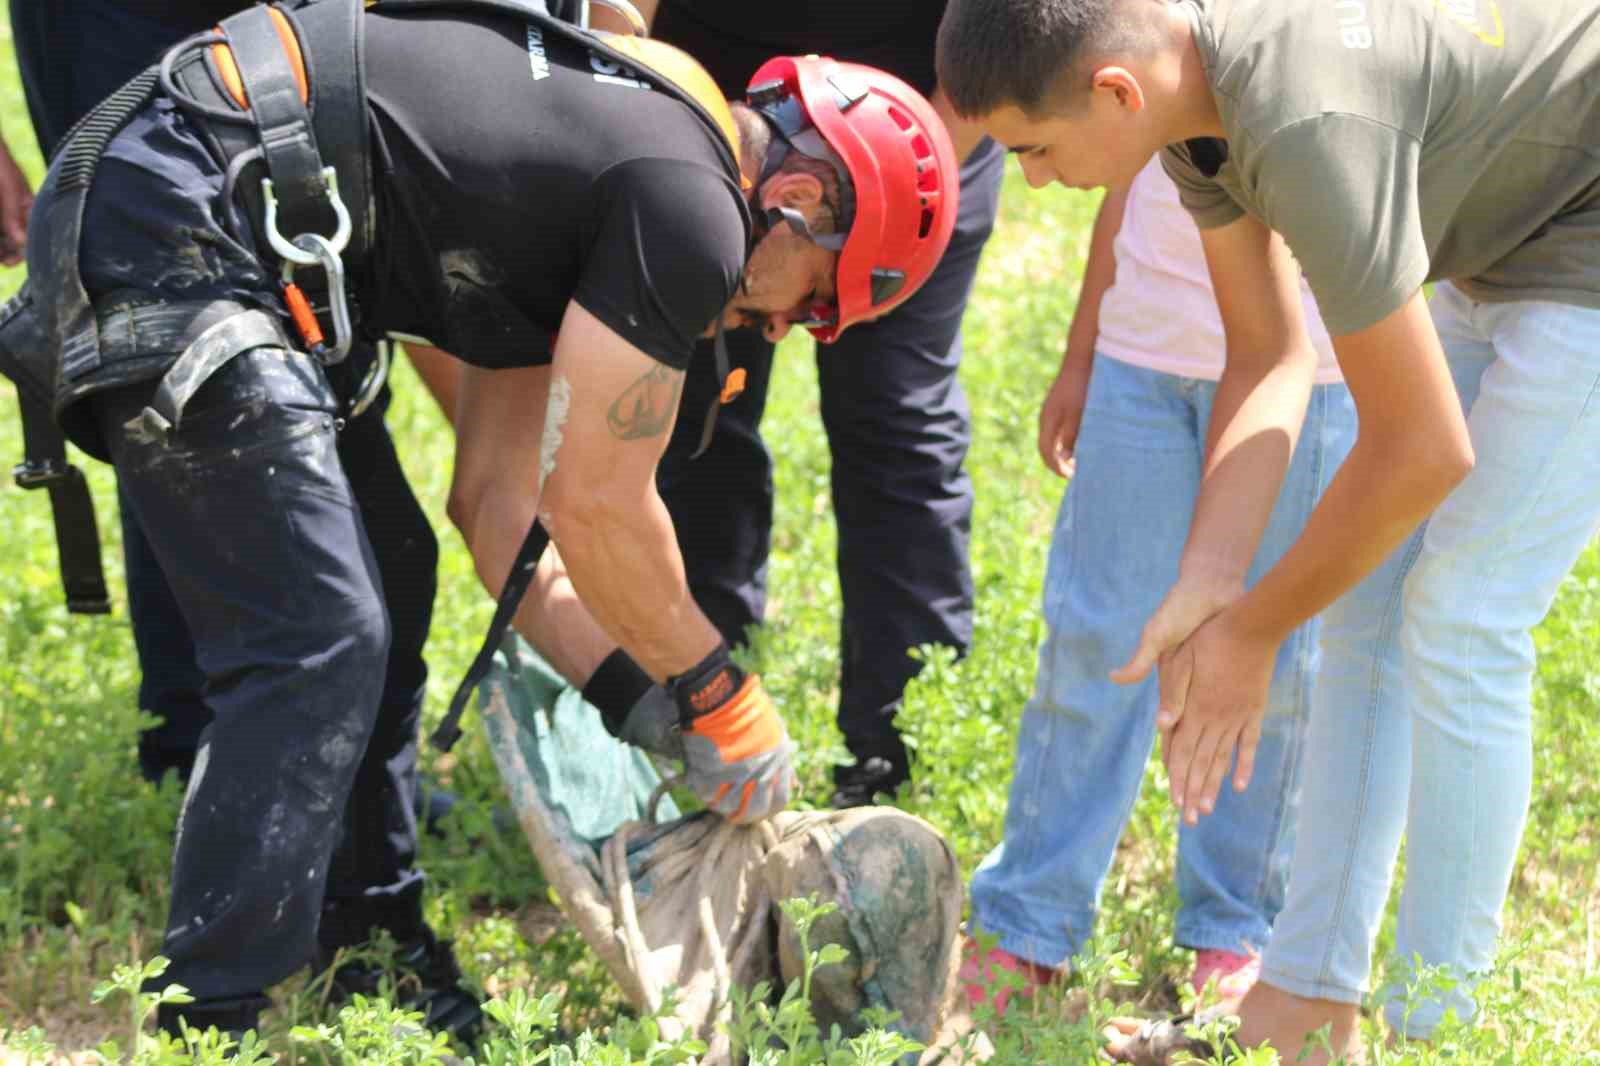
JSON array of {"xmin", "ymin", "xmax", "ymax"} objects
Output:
[
  {"xmin": 918, "ymin": 207, "xmax": 935, "ymax": 239},
  {"xmin": 911, "ymin": 133, "xmax": 931, "ymax": 157},
  {"xmin": 918, "ymin": 168, "xmax": 939, "ymax": 192},
  {"xmin": 886, "ymin": 105, "xmax": 915, "ymax": 131}
]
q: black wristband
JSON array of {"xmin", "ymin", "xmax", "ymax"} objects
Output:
[
  {"xmin": 583, "ymin": 649, "xmax": 657, "ymax": 737},
  {"xmin": 667, "ymin": 641, "xmax": 747, "ymax": 725}
]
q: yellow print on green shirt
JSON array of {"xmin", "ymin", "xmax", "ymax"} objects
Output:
[{"xmin": 1435, "ymin": 0, "xmax": 1505, "ymax": 48}]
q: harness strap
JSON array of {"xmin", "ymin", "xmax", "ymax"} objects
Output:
[
  {"xmin": 219, "ymin": 5, "xmax": 331, "ymax": 241},
  {"xmin": 431, "ymin": 518, "xmax": 552, "ymax": 751},
  {"xmin": 132, "ymin": 309, "xmax": 294, "ymax": 440},
  {"xmin": 2, "ymin": 291, "xmax": 111, "ymax": 615},
  {"xmin": 37, "ymin": 66, "xmax": 162, "ymax": 387},
  {"xmin": 15, "ymin": 393, "xmax": 111, "ymax": 614},
  {"xmin": 691, "ymin": 317, "xmax": 744, "ymax": 459}
]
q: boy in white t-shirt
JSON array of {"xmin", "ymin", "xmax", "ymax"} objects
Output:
[{"xmin": 962, "ymin": 159, "xmax": 1358, "ymax": 1009}]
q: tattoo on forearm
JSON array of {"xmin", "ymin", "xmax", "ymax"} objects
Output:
[{"xmin": 606, "ymin": 364, "xmax": 683, "ymax": 440}]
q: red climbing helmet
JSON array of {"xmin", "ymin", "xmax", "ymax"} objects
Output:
[{"xmin": 746, "ymin": 55, "xmax": 960, "ymax": 343}]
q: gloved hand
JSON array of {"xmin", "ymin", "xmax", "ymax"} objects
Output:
[
  {"xmin": 670, "ymin": 643, "xmax": 796, "ymax": 823},
  {"xmin": 616, "ymin": 684, "xmax": 686, "ymax": 762}
]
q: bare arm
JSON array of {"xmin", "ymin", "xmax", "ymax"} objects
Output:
[
  {"xmin": 587, "ymin": 0, "xmax": 658, "ymax": 34},
  {"xmin": 403, "ymin": 343, "xmax": 464, "ymax": 425},
  {"xmin": 1113, "ymin": 213, "xmax": 1321, "ymax": 683},
  {"xmin": 538, "ymin": 304, "xmax": 720, "ymax": 679},
  {"xmin": 1038, "ymin": 184, "xmax": 1127, "ymax": 476},
  {"xmin": 447, "ymin": 303, "xmax": 719, "ymax": 685},
  {"xmin": 1221, "ymin": 290, "xmax": 1472, "ymax": 643},
  {"xmin": 1119, "ymin": 218, "xmax": 1472, "ymax": 823}
]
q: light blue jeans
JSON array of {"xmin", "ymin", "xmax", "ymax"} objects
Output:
[
  {"xmin": 969, "ymin": 354, "xmax": 1358, "ymax": 968},
  {"xmin": 1263, "ymin": 284, "xmax": 1600, "ymax": 1037}
]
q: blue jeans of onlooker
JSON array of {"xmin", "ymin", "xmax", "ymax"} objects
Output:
[
  {"xmin": 969, "ymin": 354, "xmax": 1358, "ymax": 968},
  {"xmin": 1263, "ymin": 283, "xmax": 1600, "ymax": 1037}
]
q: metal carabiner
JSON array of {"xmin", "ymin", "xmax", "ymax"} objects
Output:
[
  {"xmin": 279, "ymin": 231, "xmax": 353, "ymax": 365},
  {"xmin": 262, "ymin": 166, "xmax": 352, "ymax": 265},
  {"xmin": 347, "ymin": 337, "xmax": 393, "ymax": 418}
]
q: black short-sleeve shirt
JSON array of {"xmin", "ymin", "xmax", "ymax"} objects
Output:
[
  {"xmin": 362, "ymin": 9, "xmax": 750, "ymax": 369},
  {"xmin": 651, "ymin": 0, "xmax": 947, "ymax": 99}
]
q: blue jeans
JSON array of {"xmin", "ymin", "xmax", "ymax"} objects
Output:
[
  {"xmin": 969, "ymin": 354, "xmax": 1358, "ymax": 968},
  {"xmin": 1263, "ymin": 283, "xmax": 1600, "ymax": 1037}
]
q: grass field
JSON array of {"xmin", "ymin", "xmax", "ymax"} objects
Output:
[{"xmin": 1, "ymin": 17, "xmax": 1598, "ymax": 1066}]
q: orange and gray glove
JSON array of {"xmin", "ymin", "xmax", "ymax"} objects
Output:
[{"xmin": 669, "ymin": 643, "xmax": 796, "ymax": 823}]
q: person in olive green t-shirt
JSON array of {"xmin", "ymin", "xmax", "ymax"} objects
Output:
[{"xmin": 935, "ymin": 0, "xmax": 1600, "ymax": 1062}]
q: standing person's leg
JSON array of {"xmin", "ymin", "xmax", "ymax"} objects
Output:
[
  {"xmin": 968, "ymin": 356, "xmax": 1203, "ymax": 974},
  {"xmin": 1243, "ymin": 287, "xmax": 1497, "ymax": 1060},
  {"xmin": 1387, "ymin": 288, "xmax": 1600, "ymax": 1037},
  {"xmin": 12, "ymin": 0, "xmax": 225, "ymax": 786},
  {"xmin": 656, "ymin": 327, "xmax": 778, "ymax": 646},
  {"xmin": 1174, "ymin": 382, "xmax": 1357, "ymax": 985},
  {"xmin": 818, "ymin": 139, "xmax": 1004, "ymax": 804},
  {"xmin": 91, "ymin": 349, "xmax": 392, "ymax": 1034}
]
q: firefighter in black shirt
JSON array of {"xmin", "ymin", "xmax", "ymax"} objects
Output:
[
  {"xmin": 593, "ymin": 0, "xmax": 1005, "ymax": 806},
  {"xmin": 16, "ymin": 1, "xmax": 960, "ymax": 1040}
]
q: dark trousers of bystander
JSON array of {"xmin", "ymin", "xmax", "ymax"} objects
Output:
[
  {"xmin": 656, "ymin": 138, "xmax": 1005, "ymax": 790},
  {"xmin": 10, "ymin": 0, "xmax": 294, "ymax": 782}
]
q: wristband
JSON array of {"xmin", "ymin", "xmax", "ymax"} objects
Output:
[
  {"xmin": 667, "ymin": 642, "xmax": 747, "ymax": 725},
  {"xmin": 582, "ymin": 648, "xmax": 656, "ymax": 737}
]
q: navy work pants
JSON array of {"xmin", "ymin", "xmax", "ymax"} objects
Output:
[
  {"xmin": 90, "ymin": 351, "xmax": 434, "ymax": 1009},
  {"xmin": 656, "ymin": 139, "xmax": 1005, "ymax": 771}
]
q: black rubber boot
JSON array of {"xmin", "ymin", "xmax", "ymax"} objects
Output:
[{"xmin": 316, "ymin": 926, "xmax": 483, "ymax": 1044}]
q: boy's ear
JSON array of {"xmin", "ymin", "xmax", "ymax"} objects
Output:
[{"xmin": 1091, "ymin": 65, "xmax": 1147, "ymax": 113}]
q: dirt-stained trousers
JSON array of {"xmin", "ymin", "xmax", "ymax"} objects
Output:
[{"xmin": 88, "ymin": 353, "xmax": 435, "ymax": 1014}]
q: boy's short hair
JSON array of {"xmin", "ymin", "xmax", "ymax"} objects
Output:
[{"xmin": 937, "ymin": 0, "xmax": 1148, "ymax": 118}]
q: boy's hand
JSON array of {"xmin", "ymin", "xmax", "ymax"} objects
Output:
[{"xmin": 1037, "ymin": 350, "xmax": 1093, "ymax": 478}]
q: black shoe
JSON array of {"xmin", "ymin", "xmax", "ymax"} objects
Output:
[
  {"xmin": 318, "ymin": 927, "xmax": 483, "ymax": 1044},
  {"xmin": 156, "ymin": 997, "xmax": 264, "ymax": 1058},
  {"xmin": 829, "ymin": 756, "xmax": 909, "ymax": 808},
  {"xmin": 414, "ymin": 780, "xmax": 515, "ymax": 840},
  {"xmin": 413, "ymin": 780, "xmax": 460, "ymax": 839}
]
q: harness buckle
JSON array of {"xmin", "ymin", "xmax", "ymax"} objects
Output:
[
  {"xmin": 261, "ymin": 166, "xmax": 351, "ymax": 263},
  {"xmin": 12, "ymin": 458, "xmax": 75, "ymax": 490}
]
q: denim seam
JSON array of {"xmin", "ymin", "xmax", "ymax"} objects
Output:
[{"xmin": 1315, "ymin": 529, "xmax": 1423, "ymax": 989}]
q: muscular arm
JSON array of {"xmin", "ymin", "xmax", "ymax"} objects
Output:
[
  {"xmin": 540, "ymin": 303, "xmax": 720, "ymax": 679},
  {"xmin": 448, "ymin": 301, "xmax": 718, "ymax": 688}
]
